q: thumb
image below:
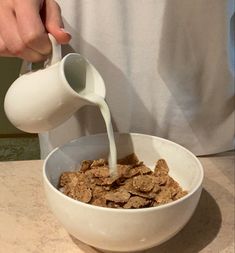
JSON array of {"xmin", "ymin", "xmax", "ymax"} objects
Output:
[{"xmin": 43, "ymin": 0, "xmax": 71, "ymax": 44}]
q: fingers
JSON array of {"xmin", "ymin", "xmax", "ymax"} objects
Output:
[
  {"xmin": 14, "ymin": 0, "xmax": 52, "ymax": 56},
  {"xmin": 0, "ymin": 3, "xmax": 47, "ymax": 62},
  {"xmin": 0, "ymin": 0, "xmax": 71, "ymax": 62},
  {"xmin": 0, "ymin": 36, "xmax": 11, "ymax": 56},
  {"xmin": 44, "ymin": 0, "xmax": 71, "ymax": 44}
]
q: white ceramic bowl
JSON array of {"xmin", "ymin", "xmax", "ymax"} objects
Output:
[{"xmin": 43, "ymin": 133, "xmax": 203, "ymax": 252}]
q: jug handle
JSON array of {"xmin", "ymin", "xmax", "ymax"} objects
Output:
[{"xmin": 19, "ymin": 33, "xmax": 62, "ymax": 75}]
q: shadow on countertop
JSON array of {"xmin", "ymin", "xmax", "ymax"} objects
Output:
[{"xmin": 143, "ymin": 188, "xmax": 222, "ymax": 253}]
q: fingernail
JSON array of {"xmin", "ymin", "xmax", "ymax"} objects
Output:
[{"xmin": 60, "ymin": 28, "xmax": 71, "ymax": 36}]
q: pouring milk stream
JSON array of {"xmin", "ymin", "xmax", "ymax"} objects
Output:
[{"xmin": 4, "ymin": 34, "xmax": 117, "ymax": 176}]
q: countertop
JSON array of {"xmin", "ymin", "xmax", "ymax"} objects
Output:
[{"xmin": 0, "ymin": 153, "xmax": 234, "ymax": 253}]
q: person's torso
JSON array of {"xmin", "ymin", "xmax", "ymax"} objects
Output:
[{"xmin": 39, "ymin": 0, "xmax": 235, "ymax": 158}]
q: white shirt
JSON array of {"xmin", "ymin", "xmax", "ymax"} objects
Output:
[{"xmin": 39, "ymin": 0, "xmax": 235, "ymax": 158}]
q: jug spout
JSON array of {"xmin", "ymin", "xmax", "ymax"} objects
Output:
[{"xmin": 61, "ymin": 53, "xmax": 106, "ymax": 100}]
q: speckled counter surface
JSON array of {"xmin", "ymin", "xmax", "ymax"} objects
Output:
[{"xmin": 0, "ymin": 153, "xmax": 234, "ymax": 253}]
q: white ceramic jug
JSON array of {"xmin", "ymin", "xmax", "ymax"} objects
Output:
[{"xmin": 4, "ymin": 34, "xmax": 106, "ymax": 133}]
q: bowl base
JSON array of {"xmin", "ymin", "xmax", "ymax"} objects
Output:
[{"xmin": 95, "ymin": 247, "xmax": 149, "ymax": 253}]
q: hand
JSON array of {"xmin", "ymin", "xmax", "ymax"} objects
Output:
[{"xmin": 0, "ymin": 0, "xmax": 71, "ymax": 62}]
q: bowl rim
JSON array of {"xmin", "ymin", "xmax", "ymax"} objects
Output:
[{"xmin": 43, "ymin": 132, "xmax": 204, "ymax": 213}]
